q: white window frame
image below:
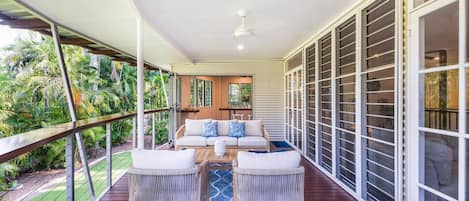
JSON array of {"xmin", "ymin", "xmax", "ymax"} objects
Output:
[{"xmin": 407, "ymin": 0, "xmax": 467, "ymax": 200}]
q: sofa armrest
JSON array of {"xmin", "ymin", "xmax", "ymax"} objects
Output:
[
  {"xmin": 175, "ymin": 125, "xmax": 186, "ymax": 140},
  {"xmin": 263, "ymin": 126, "xmax": 270, "ymax": 141},
  {"xmin": 263, "ymin": 126, "xmax": 271, "ymax": 151}
]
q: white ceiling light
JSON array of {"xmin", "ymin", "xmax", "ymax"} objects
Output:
[
  {"xmin": 233, "ymin": 10, "xmax": 254, "ymax": 38},
  {"xmin": 237, "ymin": 44, "xmax": 245, "ymax": 51}
]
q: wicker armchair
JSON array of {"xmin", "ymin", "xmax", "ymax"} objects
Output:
[
  {"xmin": 128, "ymin": 160, "xmax": 209, "ymax": 201},
  {"xmin": 232, "ymin": 160, "xmax": 305, "ymax": 201}
]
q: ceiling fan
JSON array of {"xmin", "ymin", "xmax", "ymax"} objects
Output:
[{"xmin": 233, "ymin": 10, "xmax": 254, "ymax": 38}]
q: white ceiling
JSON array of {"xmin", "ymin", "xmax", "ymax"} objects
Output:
[
  {"xmin": 133, "ymin": 0, "xmax": 358, "ymax": 62},
  {"xmin": 18, "ymin": 0, "xmax": 358, "ymax": 65},
  {"xmin": 19, "ymin": 0, "xmax": 189, "ymax": 69}
]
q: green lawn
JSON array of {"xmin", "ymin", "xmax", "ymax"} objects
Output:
[{"xmin": 30, "ymin": 151, "xmax": 132, "ymax": 201}]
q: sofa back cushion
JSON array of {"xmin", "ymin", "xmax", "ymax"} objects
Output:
[
  {"xmin": 237, "ymin": 151, "xmax": 301, "ymax": 169},
  {"xmin": 132, "ymin": 149, "xmax": 195, "ymax": 169},
  {"xmin": 217, "ymin": 120, "xmax": 231, "ymax": 136},
  {"xmin": 242, "ymin": 120, "xmax": 263, "ymax": 137},
  {"xmin": 185, "ymin": 119, "xmax": 211, "ymax": 136}
]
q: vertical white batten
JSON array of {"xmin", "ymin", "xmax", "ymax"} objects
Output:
[
  {"xmin": 355, "ymin": 10, "xmax": 363, "ymax": 197},
  {"xmin": 331, "ymin": 29, "xmax": 337, "ymax": 177},
  {"xmin": 458, "ymin": 0, "xmax": 467, "ymax": 200},
  {"xmin": 315, "ymin": 42, "xmax": 320, "ymax": 163},
  {"xmin": 303, "ymin": 49, "xmax": 307, "ymax": 155},
  {"xmin": 136, "ymin": 15, "xmax": 145, "ymax": 150}
]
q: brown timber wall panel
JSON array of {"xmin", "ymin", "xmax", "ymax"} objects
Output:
[
  {"xmin": 362, "ymin": 0, "xmax": 396, "ymax": 200},
  {"xmin": 318, "ymin": 33, "xmax": 333, "ymax": 173},
  {"xmin": 335, "ymin": 16, "xmax": 357, "ymax": 191}
]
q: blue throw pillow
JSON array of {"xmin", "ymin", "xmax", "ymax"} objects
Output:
[
  {"xmin": 202, "ymin": 121, "xmax": 218, "ymax": 137},
  {"xmin": 229, "ymin": 121, "xmax": 245, "ymax": 138}
]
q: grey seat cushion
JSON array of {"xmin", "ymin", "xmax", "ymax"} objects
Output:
[
  {"xmin": 206, "ymin": 136, "xmax": 238, "ymax": 146},
  {"xmin": 176, "ymin": 136, "xmax": 207, "ymax": 146},
  {"xmin": 237, "ymin": 136, "xmax": 268, "ymax": 147}
]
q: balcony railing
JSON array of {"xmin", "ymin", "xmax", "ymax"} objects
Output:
[
  {"xmin": 0, "ymin": 108, "xmax": 169, "ymax": 200},
  {"xmin": 424, "ymin": 108, "xmax": 466, "ymax": 131}
]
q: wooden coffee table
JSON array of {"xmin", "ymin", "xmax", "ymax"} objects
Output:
[
  {"xmin": 194, "ymin": 148, "xmax": 250, "ymax": 163},
  {"xmin": 192, "ymin": 148, "xmax": 251, "ymax": 169}
]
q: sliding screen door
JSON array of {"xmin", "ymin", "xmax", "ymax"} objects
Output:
[
  {"xmin": 362, "ymin": 0, "xmax": 397, "ymax": 200},
  {"xmin": 319, "ymin": 33, "xmax": 333, "ymax": 173},
  {"xmin": 336, "ymin": 16, "xmax": 357, "ymax": 190},
  {"xmin": 306, "ymin": 44, "xmax": 317, "ymax": 161},
  {"xmin": 285, "ymin": 53, "xmax": 304, "ymax": 150}
]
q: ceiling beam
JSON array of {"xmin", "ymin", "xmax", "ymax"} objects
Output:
[
  {"xmin": 0, "ymin": 12, "xmax": 13, "ymax": 20},
  {"xmin": 88, "ymin": 49, "xmax": 118, "ymax": 56},
  {"xmin": 60, "ymin": 37, "xmax": 94, "ymax": 45},
  {"xmin": 0, "ymin": 18, "xmax": 49, "ymax": 29}
]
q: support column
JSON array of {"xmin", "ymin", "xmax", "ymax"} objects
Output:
[
  {"xmin": 106, "ymin": 123, "xmax": 112, "ymax": 188},
  {"xmin": 65, "ymin": 135, "xmax": 74, "ymax": 201},
  {"xmin": 51, "ymin": 23, "xmax": 95, "ymax": 201},
  {"xmin": 136, "ymin": 16, "xmax": 145, "ymax": 149}
]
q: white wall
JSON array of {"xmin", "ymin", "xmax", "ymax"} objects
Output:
[{"xmin": 173, "ymin": 61, "xmax": 284, "ymax": 141}]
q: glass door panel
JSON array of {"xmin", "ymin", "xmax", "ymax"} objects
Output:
[{"xmin": 411, "ymin": 1, "xmax": 466, "ymax": 200}]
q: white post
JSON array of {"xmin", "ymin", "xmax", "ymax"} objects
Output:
[{"xmin": 137, "ymin": 16, "xmax": 145, "ymax": 149}]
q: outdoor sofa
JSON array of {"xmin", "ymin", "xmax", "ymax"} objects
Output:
[{"xmin": 175, "ymin": 119, "xmax": 270, "ymax": 151}]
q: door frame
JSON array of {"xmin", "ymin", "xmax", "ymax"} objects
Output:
[{"xmin": 407, "ymin": 0, "xmax": 467, "ymax": 200}]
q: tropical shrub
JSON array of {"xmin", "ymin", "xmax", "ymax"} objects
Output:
[{"xmin": 0, "ymin": 32, "xmax": 169, "ymax": 191}]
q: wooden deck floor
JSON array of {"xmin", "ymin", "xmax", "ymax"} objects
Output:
[{"xmin": 100, "ymin": 158, "xmax": 356, "ymax": 201}]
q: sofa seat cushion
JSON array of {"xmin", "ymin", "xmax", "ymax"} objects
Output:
[
  {"xmin": 206, "ymin": 136, "xmax": 238, "ymax": 146},
  {"xmin": 242, "ymin": 120, "xmax": 263, "ymax": 137},
  {"xmin": 132, "ymin": 149, "xmax": 195, "ymax": 169},
  {"xmin": 184, "ymin": 119, "xmax": 211, "ymax": 136},
  {"xmin": 176, "ymin": 136, "xmax": 207, "ymax": 146},
  {"xmin": 237, "ymin": 151, "xmax": 301, "ymax": 169},
  {"xmin": 237, "ymin": 136, "xmax": 268, "ymax": 147}
]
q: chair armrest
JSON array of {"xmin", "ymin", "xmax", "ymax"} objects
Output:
[
  {"xmin": 128, "ymin": 166, "xmax": 198, "ymax": 176},
  {"xmin": 197, "ymin": 160, "xmax": 208, "ymax": 175},
  {"xmin": 175, "ymin": 125, "xmax": 186, "ymax": 140},
  {"xmin": 197, "ymin": 160, "xmax": 209, "ymax": 201},
  {"xmin": 234, "ymin": 166, "xmax": 305, "ymax": 176},
  {"xmin": 232, "ymin": 160, "xmax": 238, "ymax": 168}
]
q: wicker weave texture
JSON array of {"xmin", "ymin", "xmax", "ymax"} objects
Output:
[
  {"xmin": 233, "ymin": 166, "xmax": 305, "ymax": 201},
  {"xmin": 128, "ymin": 161, "xmax": 208, "ymax": 201}
]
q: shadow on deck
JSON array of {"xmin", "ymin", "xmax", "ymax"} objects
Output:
[{"xmin": 100, "ymin": 158, "xmax": 357, "ymax": 201}]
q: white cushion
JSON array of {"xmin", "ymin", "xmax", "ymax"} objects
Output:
[
  {"xmin": 132, "ymin": 149, "xmax": 195, "ymax": 169},
  {"xmin": 206, "ymin": 136, "xmax": 238, "ymax": 146},
  {"xmin": 217, "ymin": 120, "xmax": 232, "ymax": 136},
  {"xmin": 237, "ymin": 136, "xmax": 268, "ymax": 147},
  {"xmin": 175, "ymin": 136, "xmax": 207, "ymax": 146},
  {"xmin": 241, "ymin": 120, "xmax": 263, "ymax": 136},
  {"xmin": 184, "ymin": 119, "xmax": 211, "ymax": 136},
  {"xmin": 237, "ymin": 151, "xmax": 301, "ymax": 169}
]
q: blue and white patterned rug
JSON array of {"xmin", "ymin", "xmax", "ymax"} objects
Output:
[{"xmin": 209, "ymin": 170, "xmax": 233, "ymax": 201}]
